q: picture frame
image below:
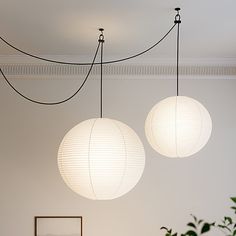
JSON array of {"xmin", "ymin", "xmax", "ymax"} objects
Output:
[{"xmin": 34, "ymin": 216, "xmax": 83, "ymax": 236}]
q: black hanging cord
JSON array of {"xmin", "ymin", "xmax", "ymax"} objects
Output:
[
  {"xmin": 174, "ymin": 7, "xmax": 181, "ymax": 96},
  {"xmin": 99, "ymin": 29, "xmax": 105, "ymax": 118},
  {"xmin": 99, "ymin": 23, "xmax": 177, "ymax": 65},
  {"xmin": 0, "ymin": 10, "xmax": 181, "ymax": 106},
  {"xmin": 0, "ymin": 41, "xmax": 101, "ymax": 105},
  {"xmin": 0, "ymin": 23, "xmax": 177, "ymax": 66}
]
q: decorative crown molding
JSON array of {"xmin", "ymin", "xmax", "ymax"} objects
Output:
[{"xmin": 0, "ymin": 55, "xmax": 236, "ymax": 79}]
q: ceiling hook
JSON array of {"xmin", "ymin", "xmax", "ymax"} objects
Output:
[
  {"xmin": 98, "ymin": 28, "xmax": 105, "ymax": 42},
  {"xmin": 174, "ymin": 7, "xmax": 181, "ymax": 24}
]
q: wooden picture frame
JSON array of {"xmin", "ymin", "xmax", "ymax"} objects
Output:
[{"xmin": 34, "ymin": 216, "xmax": 83, "ymax": 236}]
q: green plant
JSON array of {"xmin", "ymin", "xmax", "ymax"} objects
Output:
[
  {"xmin": 161, "ymin": 197, "xmax": 236, "ymax": 236},
  {"xmin": 161, "ymin": 215, "xmax": 214, "ymax": 236},
  {"xmin": 217, "ymin": 198, "xmax": 236, "ymax": 236}
]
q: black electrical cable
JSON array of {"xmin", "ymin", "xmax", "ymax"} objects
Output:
[
  {"xmin": 99, "ymin": 23, "xmax": 177, "ymax": 65},
  {"xmin": 99, "ymin": 30, "xmax": 104, "ymax": 118},
  {"xmin": 0, "ymin": 41, "xmax": 101, "ymax": 105},
  {"xmin": 176, "ymin": 23, "xmax": 180, "ymax": 96},
  {"xmin": 175, "ymin": 8, "xmax": 181, "ymax": 96},
  {"xmin": 0, "ymin": 11, "xmax": 180, "ymax": 106},
  {"xmin": 0, "ymin": 23, "xmax": 177, "ymax": 66}
]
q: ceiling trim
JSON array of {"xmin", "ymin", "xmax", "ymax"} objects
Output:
[
  {"xmin": 0, "ymin": 64, "xmax": 235, "ymax": 79},
  {"xmin": 0, "ymin": 56, "xmax": 236, "ymax": 79}
]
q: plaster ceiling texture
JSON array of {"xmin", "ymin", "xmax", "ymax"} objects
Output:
[{"xmin": 0, "ymin": 0, "xmax": 236, "ymax": 61}]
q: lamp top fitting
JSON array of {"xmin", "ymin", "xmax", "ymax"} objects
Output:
[
  {"xmin": 174, "ymin": 7, "xmax": 181, "ymax": 24},
  {"xmin": 98, "ymin": 28, "xmax": 105, "ymax": 43}
]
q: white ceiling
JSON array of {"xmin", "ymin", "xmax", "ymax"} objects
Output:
[{"xmin": 0, "ymin": 0, "xmax": 236, "ymax": 61}]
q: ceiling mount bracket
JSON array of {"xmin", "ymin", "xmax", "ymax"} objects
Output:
[
  {"xmin": 174, "ymin": 7, "xmax": 181, "ymax": 24},
  {"xmin": 98, "ymin": 28, "xmax": 105, "ymax": 43}
]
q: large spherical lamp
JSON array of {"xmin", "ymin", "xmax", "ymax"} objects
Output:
[
  {"xmin": 145, "ymin": 96, "xmax": 212, "ymax": 158},
  {"xmin": 58, "ymin": 118, "xmax": 145, "ymax": 200}
]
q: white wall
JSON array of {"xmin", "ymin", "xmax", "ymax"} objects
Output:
[{"xmin": 0, "ymin": 76, "xmax": 235, "ymax": 236}]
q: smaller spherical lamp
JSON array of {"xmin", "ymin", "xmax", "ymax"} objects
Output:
[
  {"xmin": 145, "ymin": 96, "xmax": 212, "ymax": 158},
  {"xmin": 58, "ymin": 118, "xmax": 145, "ymax": 200}
]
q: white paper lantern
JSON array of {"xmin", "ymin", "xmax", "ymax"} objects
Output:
[
  {"xmin": 58, "ymin": 118, "xmax": 145, "ymax": 200},
  {"xmin": 145, "ymin": 96, "xmax": 212, "ymax": 158}
]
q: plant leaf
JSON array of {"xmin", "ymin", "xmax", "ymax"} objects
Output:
[
  {"xmin": 231, "ymin": 206, "xmax": 236, "ymax": 213},
  {"xmin": 201, "ymin": 223, "xmax": 211, "ymax": 234},
  {"xmin": 231, "ymin": 197, "xmax": 236, "ymax": 204},
  {"xmin": 218, "ymin": 224, "xmax": 231, "ymax": 232},
  {"xmin": 218, "ymin": 224, "xmax": 226, "ymax": 229},
  {"xmin": 187, "ymin": 223, "xmax": 196, "ymax": 229},
  {"xmin": 191, "ymin": 215, "xmax": 197, "ymax": 222},
  {"xmin": 198, "ymin": 219, "xmax": 203, "ymax": 225},
  {"xmin": 185, "ymin": 230, "xmax": 197, "ymax": 236},
  {"xmin": 233, "ymin": 229, "xmax": 236, "ymax": 236},
  {"xmin": 161, "ymin": 227, "xmax": 169, "ymax": 231},
  {"xmin": 225, "ymin": 217, "xmax": 233, "ymax": 225}
]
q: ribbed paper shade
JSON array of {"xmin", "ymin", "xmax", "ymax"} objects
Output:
[
  {"xmin": 58, "ymin": 118, "xmax": 145, "ymax": 200},
  {"xmin": 145, "ymin": 96, "xmax": 212, "ymax": 158}
]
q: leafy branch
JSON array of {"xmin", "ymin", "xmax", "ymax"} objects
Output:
[
  {"xmin": 161, "ymin": 215, "xmax": 214, "ymax": 236},
  {"xmin": 217, "ymin": 198, "xmax": 236, "ymax": 236},
  {"xmin": 161, "ymin": 197, "xmax": 236, "ymax": 236}
]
